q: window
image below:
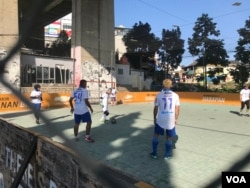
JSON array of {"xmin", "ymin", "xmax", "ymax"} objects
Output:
[{"xmin": 118, "ymin": 68, "xmax": 123, "ymax": 75}]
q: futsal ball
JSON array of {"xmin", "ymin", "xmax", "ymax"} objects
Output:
[{"xmin": 111, "ymin": 118, "xmax": 116, "ymax": 124}]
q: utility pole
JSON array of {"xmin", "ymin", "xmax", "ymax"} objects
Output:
[{"xmin": 202, "ymin": 49, "xmax": 207, "ymax": 90}]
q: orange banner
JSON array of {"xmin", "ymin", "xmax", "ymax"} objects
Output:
[
  {"xmin": 116, "ymin": 92, "xmax": 240, "ymax": 106},
  {"xmin": 0, "ymin": 93, "xmax": 71, "ymax": 112},
  {"xmin": 0, "ymin": 91, "xmax": 240, "ymax": 112}
]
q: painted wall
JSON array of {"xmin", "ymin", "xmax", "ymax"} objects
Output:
[
  {"xmin": 0, "ymin": 118, "xmax": 103, "ymax": 187},
  {"xmin": 0, "ymin": 52, "xmax": 20, "ymax": 94}
]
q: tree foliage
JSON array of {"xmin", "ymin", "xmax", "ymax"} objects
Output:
[
  {"xmin": 45, "ymin": 30, "xmax": 71, "ymax": 57},
  {"xmin": 122, "ymin": 21, "xmax": 160, "ymax": 53},
  {"xmin": 122, "ymin": 21, "xmax": 161, "ymax": 69},
  {"xmin": 232, "ymin": 17, "xmax": 250, "ymax": 86},
  {"xmin": 188, "ymin": 14, "xmax": 229, "ymax": 67},
  {"xmin": 158, "ymin": 26, "xmax": 185, "ymax": 72}
]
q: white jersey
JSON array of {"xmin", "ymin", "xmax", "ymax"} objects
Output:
[
  {"xmin": 154, "ymin": 89, "xmax": 180, "ymax": 129},
  {"xmin": 30, "ymin": 90, "xmax": 42, "ymax": 104},
  {"xmin": 71, "ymin": 87, "xmax": 89, "ymax": 114},
  {"xmin": 102, "ymin": 92, "xmax": 109, "ymax": 111},
  {"xmin": 240, "ymin": 88, "xmax": 250, "ymax": 102},
  {"xmin": 111, "ymin": 89, "xmax": 116, "ymax": 98}
]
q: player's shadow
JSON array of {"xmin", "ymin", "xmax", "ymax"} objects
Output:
[
  {"xmin": 0, "ymin": 110, "xmax": 31, "ymax": 119},
  {"xmin": 49, "ymin": 115, "xmax": 72, "ymax": 121},
  {"xmin": 229, "ymin": 110, "xmax": 241, "ymax": 116}
]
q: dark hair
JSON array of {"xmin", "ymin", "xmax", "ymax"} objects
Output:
[
  {"xmin": 79, "ymin": 80, "xmax": 87, "ymax": 87},
  {"xmin": 34, "ymin": 84, "xmax": 41, "ymax": 91}
]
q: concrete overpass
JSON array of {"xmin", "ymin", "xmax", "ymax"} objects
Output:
[{"xmin": 0, "ymin": 0, "xmax": 115, "ymax": 91}]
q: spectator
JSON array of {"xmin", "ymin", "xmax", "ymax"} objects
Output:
[{"xmin": 30, "ymin": 84, "xmax": 43, "ymax": 124}]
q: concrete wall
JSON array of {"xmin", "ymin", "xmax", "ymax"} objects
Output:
[
  {"xmin": 0, "ymin": 118, "xmax": 103, "ymax": 187},
  {"xmin": 71, "ymin": 0, "xmax": 115, "ymax": 86},
  {"xmin": 21, "ymin": 53, "xmax": 75, "ymax": 86}
]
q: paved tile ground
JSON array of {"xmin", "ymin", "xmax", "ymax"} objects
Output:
[{"xmin": 1, "ymin": 102, "xmax": 250, "ymax": 188}]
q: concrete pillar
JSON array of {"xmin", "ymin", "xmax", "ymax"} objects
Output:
[
  {"xmin": 0, "ymin": 0, "xmax": 19, "ymax": 51},
  {"xmin": 71, "ymin": 0, "xmax": 115, "ymax": 89},
  {"xmin": 0, "ymin": 0, "xmax": 21, "ymax": 93}
]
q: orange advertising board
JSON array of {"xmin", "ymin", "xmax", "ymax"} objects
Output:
[
  {"xmin": 0, "ymin": 91, "xmax": 240, "ymax": 112},
  {"xmin": 0, "ymin": 93, "xmax": 71, "ymax": 112},
  {"xmin": 116, "ymin": 92, "xmax": 240, "ymax": 106}
]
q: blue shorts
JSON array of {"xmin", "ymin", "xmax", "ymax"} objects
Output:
[
  {"xmin": 74, "ymin": 112, "xmax": 91, "ymax": 124},
  {"xmin": 154, "ymin": 123, "xmax": 176, "ymax": 137},
  {"xmin": 32, "ymin": 103, "xmax": 41, "ymax": 110}
]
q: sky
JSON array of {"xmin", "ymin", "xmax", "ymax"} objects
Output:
[{"xmin": 114, "ymin": 0, "xmax": 250, "ymax": 66}]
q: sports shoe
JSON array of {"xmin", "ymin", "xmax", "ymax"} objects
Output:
[
  {"xmin": 84, "ymin": 136, "xmax": 95, "ymax": 143},
  {"xmin": 100, "ymin": 119, "xmax": 107, "ymax": 123},
  {"xmin": 150, "ymin": 152, "xmax": 157, "ymax": 159},
  {"xmin": 164, "ymin": 156, "xmax": 171, "ymax": 160}
]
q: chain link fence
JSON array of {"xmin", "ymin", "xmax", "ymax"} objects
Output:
[{"xmin": 1, "ymin": 0, "xmax": 249, "ymax": 187}]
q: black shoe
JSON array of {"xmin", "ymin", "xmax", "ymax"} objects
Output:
[
  {"xmin": 150, "ymin": 152, "xmax": 157, "ymax": 159},
  {"xmin": 36, "ymin": 120, "xmax": 39, "ymax": 124}
]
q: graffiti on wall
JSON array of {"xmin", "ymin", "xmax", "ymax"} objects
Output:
[
  {"xmin": 0, "ymin": 51, "xmax": 20, "ymax": 94},
  {"xmin": 0, "ymin": 146, "xmax": 58, "ymax": 188},
  {"xmin": 81, "ymin": 61, "xmax": 116, "ymax": 93}
]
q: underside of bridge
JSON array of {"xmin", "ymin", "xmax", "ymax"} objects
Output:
[{"xmin": 18, "ymin": 0, "xmax": 72, "ymax": 50}]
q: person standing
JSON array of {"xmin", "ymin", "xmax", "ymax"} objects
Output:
[
  {"xmin": 110, "ymin": 86, "xmax": 117, "ymax": 105},
  {"xmin": 239, "ymin": 84, "xmax": 250, "ymax": 116},
  {"xmin": 30, "ymin": 84, "xmax": 43, "ymax": 124},
  {"xmin": 151, "ymin": 79, "xmax": 180, "ymax": 160},
  {"xmin": 69, "ymin": 80, "xmax": 95, "ymax": 142},
  {"xmin": 100, "ymin": 88, "xmax": 112, "ymax": 122}
]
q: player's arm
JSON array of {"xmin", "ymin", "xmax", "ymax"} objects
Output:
[
  {"xmin": 30, "ymin": 91, "xmax": 37, "ymax": 99},
  {"xmin": 153, "ymin": 97, "xmax": 158, "ymax": 124},
  {"xmin": 175, "ymin": 105, "xmax": 180, "ymax": 123},
  {"xmin": 69, "ymin": 96, "xmax": 74, "ymax": 113},
  {"xmin": 153, "ymin": 106, "xmax": 158, "ymax": 124}
]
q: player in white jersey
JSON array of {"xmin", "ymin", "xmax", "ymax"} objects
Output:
[
  {"xmin": 110, "ymin": 87, "xmax": 117, "ymax": 105},
  {"xmin": 69, "ymin": 80, "xmax": 95, "ymax": 142},
  {"xmin": 151, "ymin": 79, "xmax": 180, "ymax": 160},
  {"xmin": 239, "ymin": 84, "xmax": 250, "ymax": 116},
  {"xmin": 100, "ymin": 88, "xmax": 112, "ymax": 122},
  {"xmin": 30, "ymin": 84, "xmax": 43, "ymax": 124}
]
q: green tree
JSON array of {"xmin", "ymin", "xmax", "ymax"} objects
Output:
[
  {"xmin": 45, "ymin": 30, "xmax": 71, "ymax": 57},
  {"xmin": 188, "ymin": 14, "xmax": 229, "ymax": 88},
  {"xmin": 158, "ymin": 26, "xmax": 185, "ymax": 75},
  {"xmin": 232, "ymin": 17, "xmax": 250, "ymax": 86},
  {"xmin": 122, "ymin": 21, "xmax": 160, "ymax": 69}
]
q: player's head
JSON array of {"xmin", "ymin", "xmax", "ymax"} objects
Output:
[
  {"xmin": 163, "ymin": 79, "xmax": 172, "ymax": 89},
  {"xmin": 107, "ymin": 88, "xmax": 112, "ymax": 94},
  {"xmin": 34, "ymin": 84, "xmax": 41, "ymax": 91},
  {"xmin": 244, "ymin": 84, "xmax": 249, "ymax": 89},
  {"xmin": 79, "ymin": 80, "xmax": 87, "ymax": 88}
]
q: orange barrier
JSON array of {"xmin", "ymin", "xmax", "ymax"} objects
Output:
[
  {"xmin": 0, "ymin": 92, "xmax": 240, "ymax": 112},
  {"xmin": 116, "ymin": 92, "xmax": 240, "ymax": 106},
  {"xmin": 0, "ymin": 93, "xmax": 71, "ymax": 112}
]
